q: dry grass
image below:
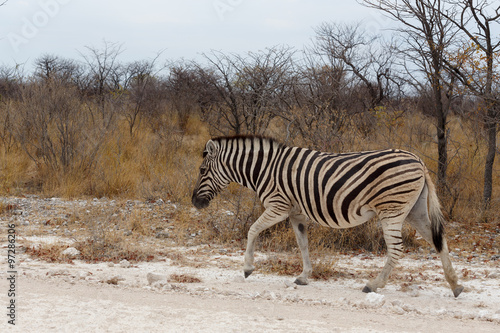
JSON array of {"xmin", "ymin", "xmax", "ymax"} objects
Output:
[
  {"xmin": 0, "ymin": 201, "xmax": 19, "ymax": 215},
  {"xmin": 258, "ymin": 255, "xmax": 342, "ymax": 281},
  {"xmin": 2, "ymin": 102, "xmax": 499, "ymax": 264},
  {"xmin": 0, "ymin": 109, "xmax": 206, "ymax": 201},
  {"xmin": 25, "ymin": 244, "xmax": 74, "ymax": 264},
  {"xmin": 75, "ymin": 239, "xmax": 156, "ymax": 263},
  {"xmin": 167, "ymin": 273, "xmax": 202, "ymax": 283}
]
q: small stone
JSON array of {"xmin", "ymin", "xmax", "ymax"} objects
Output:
[
  {"xmin": 393, "ymin": 305, "xmax": 406, "ymax": 315},
  {"xmin": 365, "ymin": 292, "xmax": 385, "ymax": 308},
  {"xmin": 147, "ymin": 272, "xmax": 168, "ymax": 285},
  {"xmin": 152, "ymin": 280, "xmax": 172, "ymax": 290},
  {"xmin": 120, "ymin": 259, "xmax": 131, "ymax": 268},
  {"xmin": 61, "ymin": 247, "xmax": 80, "ymax": 259},
  {"xmin": 233, "ymin": 275, "xmax": 245, "ymax": 283},
  {"xmin": 105, "ymin": 275, "xmax": 124, "ymax": 285}
]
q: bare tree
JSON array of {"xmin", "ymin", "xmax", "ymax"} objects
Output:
[
  {"xmin": 0, "ymin": 64, "xmax": 22, "ymax": 99},
  {"xmin": 199, "ymin": 50, "xmax": 243, "ymax": 135},
  {"xmin": 80, "ymin": 41, "xmax": 123, "ymax": 95},
  {"xmin": 34, "ymin": 54, "xmax": 80, "ymax": 85},
  {"xmin": 288, "ymin": 51, "xmax": 351, "ymax": 151},
  {"xmin": 79, "ymin": 41, "xmax": 124, "ymax": 128},
  {"xmin": 313, "ymin": 22, "xmax": 396, "ymax": 112},
  {"xmin": 362, "ymin": 0, "xmax": 459, "ymax": 193},
  {"xmin": 122, "ymin": 54, "xmax": 165, "ymax": 136},
  {"xmin": 237, "ymin": 46, "xmax": 295, "ymax": 134},
  {"xmin": 165, "ymin": 62, "xmax": 214, "ymax": 131},
  {"xmin": 0, "ymin": 64, "xmax": 20, "ymax": 152},
  {"xmin": 12, "ymin": 79, "xmax": 97, "ymax": 174},
  {"xmin": 441, "ymin": 0, "xmax": 500, "ymax": 208},
  {"xmin": 200, "ymin": 46, "xmax": 295, "ymax": 135}
]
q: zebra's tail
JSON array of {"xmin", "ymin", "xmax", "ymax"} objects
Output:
[{"xmin": 424, "ymin": 167, "xmax": 444, "ymax": 253}]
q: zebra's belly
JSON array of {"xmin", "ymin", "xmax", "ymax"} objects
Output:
[{"xmin": 303, "ymin": 203, "xmax": 377, "ymax": 229}]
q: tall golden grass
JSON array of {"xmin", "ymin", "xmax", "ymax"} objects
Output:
[{"xmin": 1, "ymin": 100, "xmax": 499, "ymax": 257}]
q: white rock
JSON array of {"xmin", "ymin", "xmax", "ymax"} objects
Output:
[
  {"xmin": 120, "ymin": 259, "xmax": 131, "ymax": 268},
  {"xmin": 402, "ymin": 303, "xmax": 416, "ymax": 313},
  {"xmin": 391, "ymin": 300, "xmax": 402, "ymax": 307},
  {"xmin": 152, "ymin": 280, "xmax": 172, "ymax": 290},
  {"xmin": 405, "ymin": 285, "xmax": 421, "ymax": 297},
  {"xmin": 61, "ymin": 247, "xmax": 80, "ymax": 259},
  {"xmin": 233, "ymin": 275, "xmax": 245, "ymax": 283},
  {"xmin": 105, "ymin": 275, "xmax": 125, "ymax": 285},
  {"xmin": 147, "ymin": 272, "xmax": 168, "ymax": 285},
  {"xmin": 365, "ymin": 292, "xmax": 385, "ymax": 308},
  {"xmin": 251, "ymin": 292, "xmax": 261, "ymax": 299},
  {"xmin": 393, "ymin": 305, "xmax": 406, "ymax": 315},
  {"xmin": 476, "ymin": 310, "xmax": 492, "ymax": 320},
  {"xmin": 261, "ymin": 290, "xmax": 278, "ymax": 300}
]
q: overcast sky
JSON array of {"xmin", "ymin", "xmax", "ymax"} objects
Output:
[{"xmin": 1, "ymin": 0, "xmax": 392, "ymax": 69}]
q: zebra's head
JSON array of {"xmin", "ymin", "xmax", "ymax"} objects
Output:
[{"xmin": 192, "ymin": 139, "xmax": 230, "ymax": 209}]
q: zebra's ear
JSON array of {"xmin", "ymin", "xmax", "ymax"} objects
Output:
[{"xmin": 205, "ymin": 140, "xmax": 217, "ymax": 157}]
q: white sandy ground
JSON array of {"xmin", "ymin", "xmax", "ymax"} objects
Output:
[
  {"xmin": 1, "ymin": 240, "xmax": 499, "ymax": 332},
  {"xmin": 1, "ymin": 196, "xmax": 499, "ymax": 332}
]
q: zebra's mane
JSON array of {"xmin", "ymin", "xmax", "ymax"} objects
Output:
[{"xmin": 212, "ymin": 135, "xmax": 285, "ymax": 149}]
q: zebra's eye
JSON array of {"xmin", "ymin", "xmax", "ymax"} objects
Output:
[{"xmin": 200, "ymin": 166, "xmax": 208, "ymax": 175}]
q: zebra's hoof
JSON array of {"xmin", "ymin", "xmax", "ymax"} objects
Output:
[
  {"xmin": 362, "ymin": 285, "xmax": 373, "ymax": 293},
  {"xmin": 294, "ymin": 278, "xmax": 308, "ymax": 286},
  {"xmin": 244, "ymin": 269, "xmax": 254, "ymax": 278},
  {"xmin": 453, "ymin": 285, "xmax": 464, "ymax": 298}
]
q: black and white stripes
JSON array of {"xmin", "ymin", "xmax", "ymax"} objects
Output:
[
  {"xmin": 192, "ymin": 136, "xmax": 463, "ymax": 297},
  {"xmin": 194, "ymin": 136, "xmax": 424, "ymax": 227}
]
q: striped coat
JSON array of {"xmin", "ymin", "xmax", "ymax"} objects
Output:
[{"xmin": 192, "ymin": 136, "xmax": 463, "ymax": 297}]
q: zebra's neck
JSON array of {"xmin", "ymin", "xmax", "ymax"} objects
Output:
[{"xmin": 217, "ymin": 136, "xmax": 283, "ymax": 191}]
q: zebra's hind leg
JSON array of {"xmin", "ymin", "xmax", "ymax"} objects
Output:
[
  {"xmin": 363, "ymin": 216, "xmax": 404, "ymax": 293},
  {"xmin": 407, "ymin": 220, "xmax": 463, "ymax": 297},
  {"xmin": 290, "ymin": 213, "xmax": 312, "ymax": 285},
  {"xmin": 406, "ymin": 187, "xmax": 463, "ymax": 297}
]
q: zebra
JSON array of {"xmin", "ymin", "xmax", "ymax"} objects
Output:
[{"xmin": 192, "ymin": 135, "xmax": 464, "ymax": 297}]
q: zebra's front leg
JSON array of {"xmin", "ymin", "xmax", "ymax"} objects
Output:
[
  {"xmin": 363, "ymin": 217, "xmax": 404, "ymax": 293},
  {"xmin": 290, "ymin": 213, "xmax": 312, "ymax": 285},
  {"xmin": 244, "ymin": 208, "xmax": 288, "ymax": 278}
]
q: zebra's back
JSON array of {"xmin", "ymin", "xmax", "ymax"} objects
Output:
[{"xmin": 276, "ymin": 147, "xmax": 426, "ymax": 228}]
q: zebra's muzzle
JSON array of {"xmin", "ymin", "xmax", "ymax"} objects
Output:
[{"xmin": 192, "ymin": 194, "xmax": 210, "ymax": 209}]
